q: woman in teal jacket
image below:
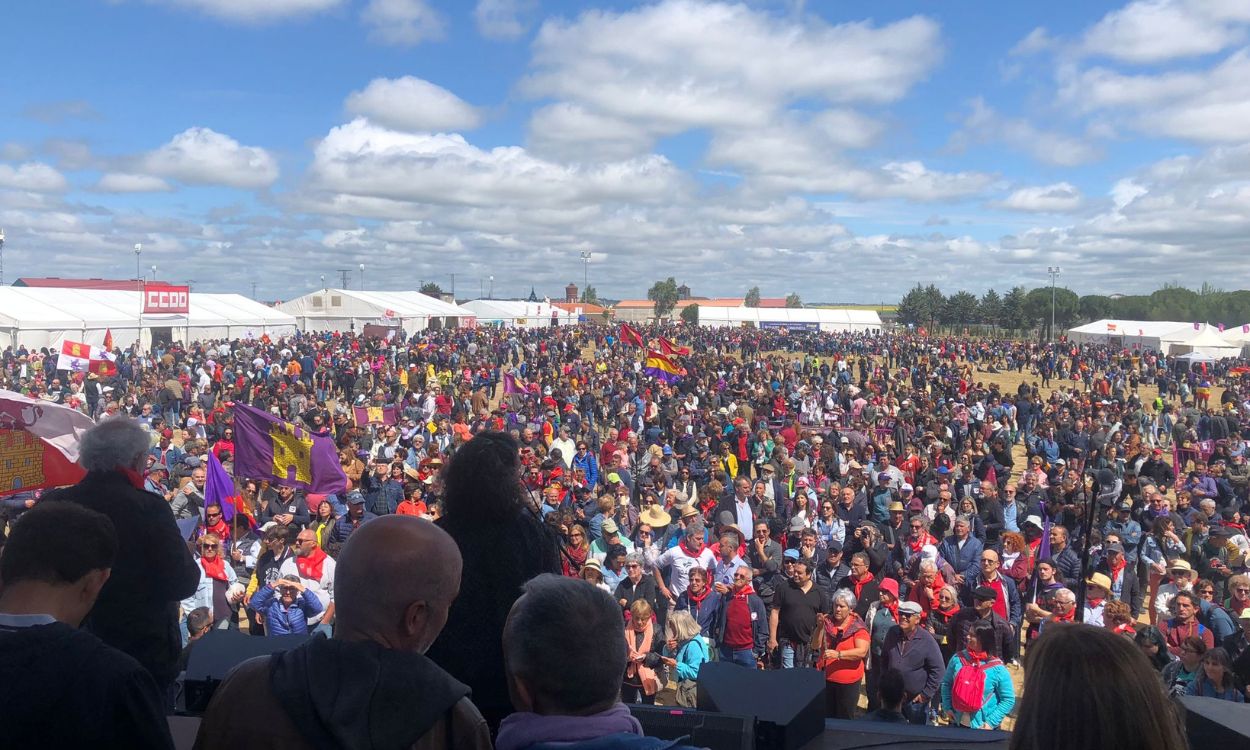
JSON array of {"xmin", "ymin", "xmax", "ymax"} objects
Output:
[
  {"xmin": 940, "ymin": 622, "xmax": 1015, "ymax": 729},
  {"xmin": 659, "ymin": 610, "xmax": 710, "ymax": 683}
]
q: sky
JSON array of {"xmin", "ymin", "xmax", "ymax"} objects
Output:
[{"xmin": 3, "ymin": 0, "xmax": 1250, "ymax": 303}]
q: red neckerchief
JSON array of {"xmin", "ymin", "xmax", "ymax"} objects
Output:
[
  {"xmin": 687, "ymin": 585, "xmax": 711, "ymax": 605},
  {"xmin": 731, "ymin": 584, "xmax": 756, "ymax": 600},
  {"xmin": 679, "ymin": 537, "xmax": 705, "ymax": 558},
  {"xmin": 1114, "ymin": 622, "xmax": 1136, "ymax": 635},
  {"xmin": 117, "ymin": 465, "xmax": 146, "ymax": 490},
  {"xmin": 200, "ymin": 554, "xmax": 228, "ymax": 582},
  {"xmin": 884, "ymin": 598, "xmax": 899, "ymax": 621},
  {"xmin": 296, "ymin": 547, "xmax": 328, "ymax": 581},
  {"xmin": 1087, "ymin": 596, "xmax": 1105, "ymax": 607},
  {"xmin": 966, "ymin": 649, "xmax": 988, "ymax": 663},
  {"xmin": 935, "ymin": 603, "xmax": 960, "ymax": 619},
  {"xmin": 909, "ymin": 533, "xmax": 935, "ymax": 554},
  {"xmin": 204, "ymin": 518, "xmax": 229, "ymax": 537},
  {"xmin": 852, "ymin": 571, "xmax": 873, "ymax": 600},
  {"xmin": 824, "ymin": 613, "xmax": 866, "ymax": 643},
  {"xmin": 1109, "ymin": 556, "xmax": 1127, "ymax": 578},
  {"xmin": 1054, "ymin": 609, "xmax": 1075, "ymax": 623}
]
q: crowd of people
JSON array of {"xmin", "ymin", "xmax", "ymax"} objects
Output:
[{"xmin": 2, "ymin": 322, "xmax": 1249, "ymax": 748}]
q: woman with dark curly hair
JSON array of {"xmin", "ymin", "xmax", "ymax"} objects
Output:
[{"xmin": 425, "ymin": 431, "xmax": 562, "ymax": 734}]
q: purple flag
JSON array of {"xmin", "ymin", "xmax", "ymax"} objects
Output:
[
  {"xmin": 204, "ymin": 451, "xmax": 236, "ymax": 522},
  {"xmin": 231, "ymin": 403, "xmax": 348, "ymax": 494},
  {"xmin": 503, "ymin": 372, "xmax": 522, "ymax": 394}
]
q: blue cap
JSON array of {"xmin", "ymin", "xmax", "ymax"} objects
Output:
[
  {"xmin": 783, "ymin": 549, "xmax": 800, "ymax": 560},
  {"xmin": 937, "ymin": 466, "xmax": 950, "ymax": 474},
  {"xmin": 662, "ymin": 445, "xmax": 673, "ymax": 455}
]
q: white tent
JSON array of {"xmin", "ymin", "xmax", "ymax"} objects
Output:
[
  {"xmin": 1160, "ymin": 324, "xmax": 1243, "ymax": 358},
  {"xmin": 0, "ymin": 287, "xmax": 297, "ymax": 350},
  {"xmin": 1067, "ymin": 319, "xmax": 1191, "ymax": 351},
  {"xmin": 278, "ymin": 289, "xmax": 477, "ymax": 336},
  {"xmin": 693, "ymin": 306, "xmax": 882, "ymax": 333},
  {"xmin": 460, "ymin": 299, "xmax": 577, "ymax": 328}
]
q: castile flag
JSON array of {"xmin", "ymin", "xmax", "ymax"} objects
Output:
[
  {"xmin": 658, "ymin": 336, "xmax": 690, "ymax": 357},
  {"xmin": 619, "ymin": 323, "xmax": 645, "ymax": 348}
]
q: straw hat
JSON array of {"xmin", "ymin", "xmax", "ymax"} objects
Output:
[
  {"xmin": 1085, "ymin": 572, "xmax": 1112, "ymax": 593},
  {"xmin": 639, "ymin": 505, "xmax": 672, "ymax": 528}
]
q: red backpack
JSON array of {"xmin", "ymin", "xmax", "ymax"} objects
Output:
[{"xmin": 951, "ymin": 651, "xmax": 1001, "ymax": 713}]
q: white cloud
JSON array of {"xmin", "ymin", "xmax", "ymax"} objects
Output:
[
  {"xmin": 523, "ymin": 0, "xmax": 942, "ymax": 134},
  {"xmin": 999, "ymin": 182, "xmax": 1084, "ymax": 212},
  {"xmin": 1081, "ymin": 0, "xmax": 1250, "ymax": 64},
  {"xmin": 954, "ymin": 98, "xmax": 1101, "ymax": 167},
  {"xmin": 1060, "ymin": 49, "xmax": 1250, "ymax": 142},
  {"xmin": 345, "ymin": 77, "xmax": 481, "ymax": 132},
  {"xmin": 474, "ymin": 0, "xmax": 534, "ymax": 40},
  {"xmin": 306, "ymin": 118, "xmax": 685, "ymax": 209},
  {"xmin": 95, "ymin": 173, "xmax": 174, "ymax": 193},
  {"xmin": 528, "ymin": 104, "xmax": 655, "ymax": 161},
  {"xmin": 0, "ymin": 162, "xmax": 69, "ymax": 192},
  {"xmin": 1010, "ymin": 27, "xmax": 1055, "ymax": 56},
  {"xmin": 155, "ymin": 0, "xmax": 343, "ymax": 23},
  {"xmin": 361, "ymin": 0, "xmax": 446, "ymax": 45},
  {"xmin": 139, "ymin": 127, "xmax": 279, "ymax": 189}
]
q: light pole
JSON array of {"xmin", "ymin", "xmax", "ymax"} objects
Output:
[
  {"xmin": 0, "ymin": 227, "xmax": 6, "ymax": 286},
  {"xmin": 1047, "ymin": 266, "xmax": 1061, "ymax": 342},
  {"xmin": 135, "ymin": 243, "xmax": 143, "ymax": 350},
  {"xmin": 358, "ymin": 263, "xmax": 365, "ymax": 290},
  {"xmin": 579, "ymin": 251, "xmax": 591, "ymax": 299},
  {"xmin": 489, "ymin": 275, "xmax": 494, "ymax": 299},
  {"xmin": 150, "ymin": 265, "xmax": 157, "ymax": 282},
  {"xmin": 319, "ymin": 274, "xmax": 325, "ymax": 290}
]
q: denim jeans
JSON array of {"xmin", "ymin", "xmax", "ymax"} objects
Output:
[{"xmin": 720, "ymin": 645, "xmax": 756, "ymax": 667}]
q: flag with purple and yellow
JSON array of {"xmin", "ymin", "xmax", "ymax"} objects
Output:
[{"xmin": 643, "ymin": 351, "xmax": 685, "ymax": 383}]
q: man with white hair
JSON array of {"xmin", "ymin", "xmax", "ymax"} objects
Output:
[{"xmin": 42, "ymin": 416, "xmax": 200, "ymax": 691}]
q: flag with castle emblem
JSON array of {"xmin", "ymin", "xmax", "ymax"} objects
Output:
[
  {"xmin": 230, "ymin": 403, "xmax": 347, "ymax": 493},
  {"xmin": 0, "ymin": 389, "xmax": 93, "ymax": 496},
  {"xmin": 56, "ymin": 340, "xmax": 117, "ymax": 376}
]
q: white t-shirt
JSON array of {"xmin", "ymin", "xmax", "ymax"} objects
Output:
[{"xmin": 655, "ymin": 544, "xmax": 715, "ymax": 596}]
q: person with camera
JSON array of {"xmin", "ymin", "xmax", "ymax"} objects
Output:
[{"xmin": 247, "ymin": 576, "xmax": 324, "ymax": 636}]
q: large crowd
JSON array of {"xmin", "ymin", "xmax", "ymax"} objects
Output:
[{"xmin": 2, "ymin": 322, "xmax": 1249, "ymax": 748}]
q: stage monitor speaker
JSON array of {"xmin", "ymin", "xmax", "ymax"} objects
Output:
[
  {"xmin": 696, "ymin": 663, "xmax": 824, "ymax": 750},
  {"xmin": 183, "ymin": 630, "xmax": 310, "ymax": 713},
  {"xmin": 1180, "ymin": 695, "xmax": 1250, "ymax": 748},
  {"xmin": 627, "ymin": 705, "xmax": 754, "ymax": 750}
]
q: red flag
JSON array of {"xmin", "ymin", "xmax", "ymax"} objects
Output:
[
  {"xmin": 657, "ymin": 336, "xmax": 690, "ymax": 356},
  {"xmin": 619, "ymin": 323, "xmax": 645, "ymax": 347},
  {"xmin": 103, "ymin": 328, "xmax": 114, "ymax": 351}
]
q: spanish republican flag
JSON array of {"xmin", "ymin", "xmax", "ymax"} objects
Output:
[
  {"xmin": 619, "ymin": 323, "xmax": 645, "ymax": 347},
  {"xmin": 657, "ymin": 336, "xmax": 690, "ymax": 357},
  {"xmin": 643, "ymin": 351, "xmax": 685, "ymax": 383}
]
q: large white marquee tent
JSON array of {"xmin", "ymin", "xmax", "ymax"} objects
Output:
[
  {"xmin": 0, "ymin": 287, "xmax": 297, "ymax": 350},
  {"xmin": 1068, "ymin": 319, "xmax": 1246, "ymax": 357},
  {"xmin": 278, "ymin": 289, "xmax": 477, "ymax": 336},
  {"xmin": 460, "ymin": 299, "xmax": 578, "ymax": 328},
  {"xmin": 693, "ymin": 306, "xmax": 883, "ymax": 333},
  {"xmin": 1161, "ymin": 325, "xmax": 1244, "ymax": 358}
]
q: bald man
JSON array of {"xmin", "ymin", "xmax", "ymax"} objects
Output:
[{"xmin": 195, "ymin": 517, "xmax": 491, "ymax": 750}]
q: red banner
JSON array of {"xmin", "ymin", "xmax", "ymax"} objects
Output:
[{"xmin": 143, "ymin": 283, "xmax": 190, "ymax": 313}]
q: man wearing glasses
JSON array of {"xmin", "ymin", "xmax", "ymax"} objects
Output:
[
  {"xmin": 278, "ymin": 529, "xmax": 336, "ymax": 634},
  {"xmin": 880, "ymin": 600, "xmax": 943, "ymax": 725},
  {"xmin": 716, "ymin": 565, "xmax": 768, "ymax": 668}
]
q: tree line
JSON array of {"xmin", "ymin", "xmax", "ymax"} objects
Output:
[{"xmin": 896, "ymin": 283, "xmax": 1250, "ymax": 339}]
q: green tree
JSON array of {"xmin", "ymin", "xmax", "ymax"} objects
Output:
[
  {"xmin": 979, "ymin": 289, "xmax": 1002, "ymax": 328},
  {"xmin": 1078, "ymin": 294, "xmax": 1115, "ymax": 322},
  {"xmin": 785, "ymin": 293, "xmax": 802, "ymax": 308},
  {"xmin": 922, "ymin": 285, "xmax": 945, "ymax": 329},
  {"xmin": 1022, "ymin": 287, "xmax": 1079, "ymax": 339},
  {"xmin": 896, "ymin": 284, "xmax": 928, "ymax": 326},
  {"xmin": 1000, "ymin": 286, "xmax": 1026, "ymax": 331},
  {"xmin": 580, "ymin": 285, "xmax": 600, "ymax": 304},
  {"xmin": 648, "ymin": 277, "xmax": 680, "ymax": 318},
  {"xmin": 420, "ymin": 282, "xmax": 445, "ymax": 297},
  {"xmin": 942, "ymin": 291, "xmax": 979, "ymax": 328},
  {"xmin": 1150, "ymin": 286, "xmax": 1202, "ymax": 321},
  {"xmin": 679, "ymin": 302, "xmax": 699, "ymax": 325},
  {"xmin": 745, "ymin": 286, "xmax": 761, "ymax": 307}
]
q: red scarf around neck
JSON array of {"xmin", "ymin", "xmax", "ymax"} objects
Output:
[
  {"xmin": 909, "ymin": 533, "xmax": 935, "ymax": 554},
  {"xmin": 679, "ymin": 537, "xmax": 705, "ymax": 558},
  {"xmin": 732, "ymin": 584, "xmax": 756, "ymax": 600},
  {"xmin": 200, "ymin": 554, "xmax": 228, "ymax": 582},
  {"xmin": 296, "ymin": 547, "xmax": 328, "ymax": 581},
  {"xmin": 1109, "ymin": 556, "xmax": 1127, "ymax": 578},
  {"xmin": 687, "ymin": 585, "xmax": 711, "ymax": 605},
  {"xmin": 966, "ymin": 649, "xmax": 988, "ymax": 663},
  {"xmin": 117, "ymin": 465, "xmax": 146, "ymax": 490},
  {"xmin": 205, "ymin": 518, "xmax": 229, "ymax": 538},
  {"xmin": 1054, "ymin": 608, "xmax": 1075, "ymax": 623}
]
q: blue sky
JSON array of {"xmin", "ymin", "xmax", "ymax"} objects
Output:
[{"xmin": 2, "ymin": 0, "xmax": 1248, "ymax": 302}]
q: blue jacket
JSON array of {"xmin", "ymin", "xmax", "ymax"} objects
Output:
[
  {"xmin": 713, "ymin": 589, "xmax": 769, "ymax": 658},
  {"xmin": 938, "ymin": 535, "xmax": 984, "ymax": 580},
  {"xmin": 572, "ymin": 451, "xmax": 599, "ymax": 488},
  {"xmin": 940, "ymin": 652, "xmax": 1016, "ymax": 728},
  {"xmin": 328, "ymin": 511, "xmax": 378, "ymax": 549},
  {"xmin": 664, "ymin": 637, "xmax": 710, "ymax": 682},
  {"xmin": 959, "ymin": 572, "xmax": 1022, "ymax": 628},
  {"xmin": 676, "ymin": 588, "xmax": 723, "ymax": 638},
  {"xmin": 361, "ymin": 472, "xmax": 403, "ymax": 516},
  {"xmin": 248, "ymin": 583, "xmax": 324, "ymax": 635}
]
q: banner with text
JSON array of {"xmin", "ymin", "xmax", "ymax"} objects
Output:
[{"xmin": 143, "ymin": 283, "xmax": 190, "ymax": 314}]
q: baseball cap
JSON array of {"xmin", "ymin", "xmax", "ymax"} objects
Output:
[
  {"xmin": 826, "ymin": 540, "xmax": 844, "ymax": 553},
  {"xmin": 783, "ymin": 549, "xmax": 800, "ymax": 560},
  {"xmin": 900, "ymin": 483, "xmax": 914, "ymax": 493},
  {"xmin": 602, "ymin": 519, "xmax": 619, "ymax": 535},
  {"xmin": 606, "ymin": 472, "xmax": 621, "ymax": 484},
  {"xmin": 1103, "ymin": 541, "xmax": 1124, "ymax": 554}
]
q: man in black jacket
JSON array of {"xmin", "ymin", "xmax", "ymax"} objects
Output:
[
  {"xmin": 0, "ymin": 502, "xmax": 174, "ymax": 749},
  {"xmin": 42, "ymin": 417, "xmax": 199, "ymax": 691},
  {"xmin": 1049, "ymin": 525, "xmax": 1083, "ymax": 591}
]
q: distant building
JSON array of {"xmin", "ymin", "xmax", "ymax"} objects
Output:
[
  {"xmin": 565, "ymin": 283, "xmax": 578, "ymax": 303},
  {"xmin": 677, "ymin": 283, "xmax": 691, "ymax": 300},
  {"xmin": 13, "ymin": 277, "xmax": 142, "ymax": 290}
]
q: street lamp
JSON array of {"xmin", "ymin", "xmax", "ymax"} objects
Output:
[
  {"xmin": 0, "ymin": 227, "xmax": 6, "ymax": 286},
  {"xmin": 359, "ymin": 263, "xmax": 365, "ymax": 289},
  {"xmin": 489, "ymin": 275, "xmax": 494, "ymax": 299},
  {"xmin": 150, "ymin": 265, "xmax": 157, "ymax": 282},
  {"xmin": 135, "ymin": 243, "xmax": 143, "ymax": 348},
  {"xmin": 320, "ymin": 274, "xmax": 326, "ymax": 290},
  {"xmin": 579, "ymin": 251, "xmax": 592, "ymax": 298},
  {"xmin": 1047, "ymin": 266, "xmax": 1061, "ymax": 342}
]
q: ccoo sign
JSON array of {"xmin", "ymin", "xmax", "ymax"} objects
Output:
[{"xmin": 143, "ymin": 283, "xmax": 190, "ymax": 314}]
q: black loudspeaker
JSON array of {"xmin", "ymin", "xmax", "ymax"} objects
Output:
[
  {"xmin": 627, "ymin": 705, "xmax": 755, "ymax": 750},
  {"xmin": 183, "ymin": 630, "xmax": 310, "ymax": 713},
  {"xmin": 1180, "ymin": 695, "xmax": 1250, "ymax": 748},
  {"xmin": 816, "ymin": 719, "xmax": 1009, "ymax": 749},
  {"xmin": 696, "ymin": 663, "xmax": 825, "ymax": 750}
]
